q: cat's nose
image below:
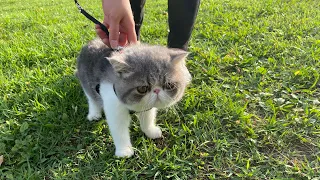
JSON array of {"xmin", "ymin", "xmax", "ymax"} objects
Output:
[{"xmin": 153, "ymin": 89, "xmax": 160, "ymax": 94}]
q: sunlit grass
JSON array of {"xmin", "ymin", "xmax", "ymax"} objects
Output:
[{"xmin": 0, "ymin": 0, "xmax": 319, "ymax": 178}]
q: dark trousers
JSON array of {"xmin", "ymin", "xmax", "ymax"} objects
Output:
[{"xmin": 130, "ymin": 0, "xmax": 200, "ymax": 50}]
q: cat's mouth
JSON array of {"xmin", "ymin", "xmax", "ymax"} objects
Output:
[
  {"xmin": 152, "ymin": 99, "xmax": 172, "ymax": 109},
  {"xmin": 127, "ymin": 92, "xmax": 175, "ymax": 111}
]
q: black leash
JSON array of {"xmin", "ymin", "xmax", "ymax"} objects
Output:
[
  {"xmin": 74, "ymin": 0, "xmax": 123, "ymax": 51},
  {"xmin": 74, "ymin": 0, "xmax": 109, "ymax": 36}
]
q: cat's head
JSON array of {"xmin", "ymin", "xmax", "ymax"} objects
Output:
[{"xmin": 106, "ymin": 44, "xmax": 191, "ymax": 111}]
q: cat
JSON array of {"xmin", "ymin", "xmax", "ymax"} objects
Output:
[{"xmin": 76, "ymin": 38, "xmax": 191, "ymax": 157}]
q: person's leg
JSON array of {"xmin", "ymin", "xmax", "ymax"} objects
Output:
[
  {"xmin": 168, "ymin": 0, "xmax": 200, "ymax": 50},
  {"xmin": 130, "ymin": 0, "xmax": 147, "ymax": 40}
]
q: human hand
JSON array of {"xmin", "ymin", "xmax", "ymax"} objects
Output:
[{"xmin": 96, "ymin": 0, "xmax": 137, "ymax": 49}]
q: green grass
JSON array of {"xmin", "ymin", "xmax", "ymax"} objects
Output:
[{"xmin": 1, "ymin": 0, "xmax": 320, "ymax": 179}]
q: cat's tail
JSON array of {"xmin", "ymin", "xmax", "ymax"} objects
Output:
[
  {"xmin": 74, "ymin": 69, "xmax": 79, "ymax": 79},
  {"xmin": 74, "ymin": 56, "xmax": 80, "ymax": 79}
]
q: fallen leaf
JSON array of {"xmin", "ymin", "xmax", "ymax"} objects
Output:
[
  {"xmin": 313, "ymin": 99, "xmax": 320, "ymax": 105},
  {"xmin": 0, "ymin": 155, "xmax": 3, "ymax": 166}
]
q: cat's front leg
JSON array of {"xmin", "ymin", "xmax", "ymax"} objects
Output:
[
  {"xmin": 100, "ymin": 82, "xmax": 134, "ymax": 157},
  {"xmin": 106, "ymin": 109, "xmax": 134, "ymax": 157},
  {"xmin": 138, "ymin": 108, "xmax": 162, "ymax": 139}
]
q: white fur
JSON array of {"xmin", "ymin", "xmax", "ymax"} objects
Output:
[
  {"xmin": 99, "ymin": 82, "xmax": 134, "ymax": 157},
  {"xmin": 84, "ymin": 90, "xmax": 102, "ymax": 121},
  {"xmin": 138, "ymin": 108, "xmax": 162, "ymax": 139},
  {"xmin": 85, "ymin": 83, "xmax": 170, "ymax": 157}
]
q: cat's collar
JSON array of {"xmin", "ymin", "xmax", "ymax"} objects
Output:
[
  {"xmin": 114, "ymin": 46, "xmax": 124, "ymax": 51},
  {"xmin": 95, "ymin": 83, "xmax": 152, "ymax": 114},
  {"xmin": 112, "ymin": 84, "xmax": 153, "ymax": 114},
  {"xmin": 129, "ymin": 108, "xmax": 152, "ymax": 115}
]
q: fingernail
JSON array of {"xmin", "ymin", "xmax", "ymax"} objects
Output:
[
  {"xmin": 102, "ymin": 38, "xmax": 108, "ymax": 45},
  {"xmin": 110, "ymin": 40, "xmax": 118, "ymax": 49}
]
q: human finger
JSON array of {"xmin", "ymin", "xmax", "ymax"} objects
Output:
[{"xmin": 108, "ymin": 20, "xmax": 120, "ymax": 49}]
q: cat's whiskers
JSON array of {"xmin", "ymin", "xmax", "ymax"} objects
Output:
[
  {"xmin": 138, "ymin": 95, "xmax": 154, "ymax": 122},
  {"xmin": 160, "ymin": 91, "xmax": 174, "ymax": 102},
  {"xmin": 163, "ymin": 72, "xmax": 169, "ymax": 80},
  {"xmin": 160, "ymin": 91, "xmax": 186, "ymax": 120}
]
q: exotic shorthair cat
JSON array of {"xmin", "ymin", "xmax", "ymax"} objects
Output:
[{"xmin": 76, "ymin": 38, "xmax": 191, "ymax": 157}]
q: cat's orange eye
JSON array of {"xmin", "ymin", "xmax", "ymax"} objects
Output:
[
  {"xmin": 164, "ymin": 82, "xmax": 176, "ymax": 90},
  {"xmin": 137, "ymin": 86, "xmax": 150, "ymax": 94}
]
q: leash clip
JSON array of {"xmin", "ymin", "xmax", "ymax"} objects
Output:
[{"xmin": 74, "ymin": 0, "xmax": 109, "ymax": 36}]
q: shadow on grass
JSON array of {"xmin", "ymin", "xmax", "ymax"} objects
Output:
[
  {"xmin": 2, "ymin": 74, "xmax": 188, "ymax": 179},
  {"xmin": 1, "ymin": 75, "xmax": 121, "ymax": 178}
]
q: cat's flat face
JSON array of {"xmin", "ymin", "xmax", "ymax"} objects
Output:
[{"xmin": 109, "ymin": 44, "xmax": 191, "ymax": 111}]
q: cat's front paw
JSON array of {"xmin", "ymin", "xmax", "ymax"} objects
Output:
[
  {"xmin": 144, "ymin": 126, "xmax": 162, "ymax": 139},
  {"xmin": 115, "ymin": 147, "xmax": 134, "ymax": 157},
  {"xmin": 87, "ymin": 112, "xmax": 102, "ymax": 121}
]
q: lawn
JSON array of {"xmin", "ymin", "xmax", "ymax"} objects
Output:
[{"xmin": 0, "ymin": 0, "xmax": 320, "ymax": 179}]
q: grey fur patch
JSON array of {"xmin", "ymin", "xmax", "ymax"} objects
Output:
[{"xmin": 76, "ymin": 38, "xmax": 191, "ymax": 107}]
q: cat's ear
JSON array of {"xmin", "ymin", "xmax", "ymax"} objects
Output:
[
  {"xmin": 106, "ymin": 56, "xmax": 131, "ymax": 77},
  {"xmin": 170, "ymin": 49, "xmax": 189, "ymax": 65}
]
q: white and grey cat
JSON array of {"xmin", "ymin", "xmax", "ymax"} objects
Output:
[{"xmin": 76, "ymin": 38, "xmax": 191, "ymax": 157}]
